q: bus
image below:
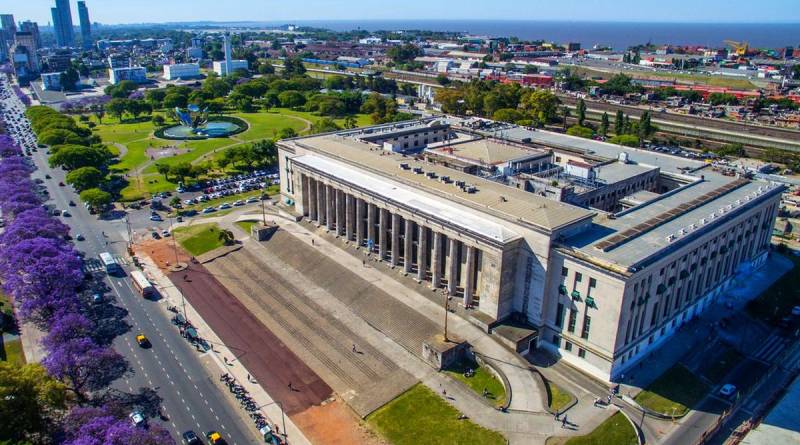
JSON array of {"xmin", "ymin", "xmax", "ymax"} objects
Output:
[
  {"xmin": 130, "ymin": 270, "xmax": 155, "ymax": 298},
  {"xmin": 99, "ymin": 252, "xmax": 122, "ymax": 274}
]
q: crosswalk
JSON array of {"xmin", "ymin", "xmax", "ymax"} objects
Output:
[
  {"xmin": 83, "ymin": 255, "xmax": 129, "ymax": 272},
  {"xmin": 751, "ymin": 333, "xmax": 787, "ymax": 363}
]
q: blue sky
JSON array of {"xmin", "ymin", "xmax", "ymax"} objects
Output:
[{"xmin": 7, "ymin": 0, "xmax": 800, "ymax": 25}]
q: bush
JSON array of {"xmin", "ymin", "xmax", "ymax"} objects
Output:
[
  {"xmin": 608, "ymin": 134, "xmax": 640, "ymax": 147},
  {"xmin": 567, "ymin": 125, "xmax": 594, "ymax": 139}
]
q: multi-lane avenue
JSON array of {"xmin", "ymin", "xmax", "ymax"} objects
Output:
[{"xmin": 1, "ymin": 79, "xmax": 260, "ymax": 445}]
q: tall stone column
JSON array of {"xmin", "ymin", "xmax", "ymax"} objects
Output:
[
  {"xmin": 403, "ymin": 219, "xmax": 414, "ymax": 274},
  {"xmin": 355, "ymin": 198, "xmax": 365, "ymax": 247},
  {"xmin": 316, "ymin": 181, "xmax": 324, "ymax": 227},
  {"xmin": 345, "ymin": 194, "xmax": 354, "ymax": 242},
  {"xmin": 367, "ymin": 203, "xmax": 376, "ymax": 252},
  {"xmin": 326, "ymin": 185, "xmax": 335, "ymax": 231},
  {"xmin": 417, "ymin": 225, "xmax": 428, "ymax": 282},
  {"xmin": 390, "ymin": 213, "xmax": 400, "ymax": 266},
  {"xmin": 336, "ymin": 190, "xmax": 345, "ymax": 236},
  {"xmin": 378, "ymin": 208, "xmax": 388, "ymax": 259},
  {"xmin": 464, "ymin": 246, "xmax": 477, "ymax": 306},
  {"xmin": 447, "ymin": 238, "xmax": 460, "ymax": 296},
  {"xmin": 431, "ymin": 232, "xmax": 443, "ymax": 288},
  {"xmin": 300, "ymin": 175, "xmax": 309, "ymax": 216},
  {"xmin": 308, "ymin": 177, "xmax": 317, "ymax": 221}
]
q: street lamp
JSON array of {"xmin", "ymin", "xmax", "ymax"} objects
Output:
[{"xmin": 169, "ymin": 216, "xmax": 187, "ymax": 322}]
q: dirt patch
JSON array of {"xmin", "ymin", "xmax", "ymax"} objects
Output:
[
  {"xmin": 134, "ymin": 238, "xmax": 191, "ymax": 273},
  {"xmin": 293, "ymin": 398, "xmax": 387, "ymax": 445},
  {"xmin": 146, "ymin": 145, "xmax": 191, "ymax": 160}
]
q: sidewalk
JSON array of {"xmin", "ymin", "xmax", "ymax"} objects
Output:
[{"xmin": 137, "ymin": 254, "xmax": 312, "ymax": 445}]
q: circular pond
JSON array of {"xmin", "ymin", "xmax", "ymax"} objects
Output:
[{"xmin": 161, "ymin": 120, "xmax": 243, "ymax": 139}]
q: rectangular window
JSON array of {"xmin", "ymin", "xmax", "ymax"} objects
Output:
[
  {"xmin": 575, "ymin": 272, "xmax": 583, "ymax": 283},
  {"xmin": 650, "ymin": 302, "xmax": 659, "ymax": 327},
  {"xmin": 552, "ymin": 334, "xmax": 560, "ymax": 345},
  {"xmin": 581, "ymin": 315, "xmax": 591, "ymax": 340},
  {"xmin": 589, "ymin": 277, "xmax": 597, "ymax": 288},
  {"xmin": 555, "ymin": 303, "xmax": 565, "ymax": 327},
  {"xmin": 578, "ymin": 348, "xmax": 586, "ymax": 358},
  {"xmin": 565, "ymin": 341, "xmax": 573, "ymax": 352},
  {"xmin": 568, "ymin": 309, "xmax": 577, "ymax": 333},
  {"xmin": 561, "ymin": 266, "xmax": 568, "ymax": 277}
]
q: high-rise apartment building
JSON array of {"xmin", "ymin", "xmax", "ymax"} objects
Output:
[
  {"xmin": 77, "ymin": 1, "xmax": 92, "ymax": 50},
  {"xmin": 51, "ymin": 0, "xmax": 75, "ymax": 47},
  {"xmin": 0, "ymin": 14, "xmax": 15, "ymax": 60},
  {"xmin": 19, "ymin": 21, "xmax": 41, "ymax": 49}
]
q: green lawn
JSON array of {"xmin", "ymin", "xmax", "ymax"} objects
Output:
[
  {"xmin": 443, "ymin": 358, "xmax": 507, "ymax": 407},
  {"xmin": 569, "ymin": 66, "xmax": 758, "ymax": 90},
  {"xmin": 235, "ymin": 220, "xmax": 260, "ymax": 233},
  {"xmin": 0, "ymin": 338, "xmax": 25, "ymax": 365},
  {"xmin": 232, "ymin": 111, "xmax": 309, "ymax": 141},
  {"xmin": 635, "ymin": 364, "xmax": 708, "ymax": 416},
  {"xmin": 92, "ymin": 117, "xmax": 156, "ymax": 144},
  {"xmin": 367, "ymin": 384, "xmax": 505, "ymax": 445},
  {"xmin": 564, "ymin": 412, "xmax": 638, "ymax": 445},
  {"xmin": 701, "ymin": 348, "xmax": 744, "ymax": 384},
  {"xmin": 546, "ymin": 379, "xmax": 573, "ymax": 413},
  {"xmin": 746, "ymin": 254, "xmax": 799, "ymax": 323},
  {"xmin": 173, "ymin": 223, "xmax": 229, "ymax": 256}
]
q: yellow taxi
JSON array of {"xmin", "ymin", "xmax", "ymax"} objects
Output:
[{"xmin": 136, "ymin": 334, "xmax": 150, "ymax": 348}]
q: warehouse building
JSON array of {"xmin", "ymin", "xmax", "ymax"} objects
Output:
[{"xmin": 276, "ymin": 118, "xmax": 782, "ymax": 381}]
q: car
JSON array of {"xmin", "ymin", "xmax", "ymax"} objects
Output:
[
  {"xmin": 129, "ymin": 411, "xmax": 145, "ymax": 426},
  {"xmin": 161, "ymin": 229, "xmax": 170, "ymax": 237},
  {"xmin": 150, "ymin": 214, "xmax": 163, "ymax": 221},
  {"xmin": 136, "ymin": 334, "xmax": 150, "ymax": 348},
  {"xmin": 182, "ymin": 430, "xmax": 202, "ymax": 445},
  {"xmin": 45, "ymin": 174, "xmax": 51, "ymax": 179},
  {"xmin": 151, "ymin": 231, "xmax": 161, "ymax": 239},
  {"xmin": 205, "ymin": 431, "xmax": 226, "ymax": 444},
  {"xmin": 61, "ymin": 210, "xmax": 70, "ymax": 217},
  {"xmin": 201, "ymin": 207, "xmax": 216, "ymax": 214},
  {"xmin": 719, "ymin": 384, "xmax": 737, "ymax": 397},
  {"xmin": 68, "ymin": 200, "xmax": 75, "ymax": 206},
  {"xmin": 176, "ymin": 216, "xmax": 184, "ymax": 223},
  {"xmin": 233, "ymin": 200, "xmax": 244, "ymax": 206},
  {"xmin": 176, "ymin": 187, "xmax": 185, "ymax": 193},
  {"xmin": 76, "ymin": 233, "xmax": 85, "ymax": 241},
  {"xmin": 246, "ymin": 196, "xmax": 259, "ymax": 203},
  {"xmin": 218, "ymin": 203, "xmax": 231, "ymax": 210},
  {"xmin": 58, "ymin": 181, "xmax": 65, "ymax": 186},
  {"xmin": 92, "ymin": 294, "xmax": 103, "ymax": 304}
]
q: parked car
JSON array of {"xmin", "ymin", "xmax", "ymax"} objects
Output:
[
  {"xmin": 719, "ymin": 384, "xmax": 737, "ymax": 398},
  {"xmin": 182, "ymin": 430, "xmax": 201, "ymax": 445},
  {"xmin": 150, "ymin": 214, "xmax": 163, "ymax": 222},
  {"xmin": 76, "ymin": 233, "xmax": 85, "ymax": 241},
  {"xmin": 129, "ymin": 411, "xmax": 145, "ymax": 426}
]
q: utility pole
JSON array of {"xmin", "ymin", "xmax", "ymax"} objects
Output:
[{"xmin": 443, "ymin": 290, "xmax": 450, "ymax": 342}]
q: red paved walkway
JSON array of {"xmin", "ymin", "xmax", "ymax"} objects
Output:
[{"xmin": 170, "ymin": 263, "xmax": 332, "ymax": 416}]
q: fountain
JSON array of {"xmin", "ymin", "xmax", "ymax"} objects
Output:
[{"xmin": 159, "ymin": 105, "xmax": 245, "ymax": 139}]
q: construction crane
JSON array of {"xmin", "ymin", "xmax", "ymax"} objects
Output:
[{"xmin": 724, "ymin": 40, "xmax": 750, "ymax": 57}]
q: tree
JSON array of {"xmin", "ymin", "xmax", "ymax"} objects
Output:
[
  {"xmin": 152, "ymin": 115, "xmax": 165, "ymax": 127},
  {"xmin": 282, "ymin": 56, "xmax": 307, "ymax": 77},
  {"xmin": 436, "ymin": 74, "xmax": 451, "ymax": 86},
  {"xmin": 0, "ymin": 362, "xmax": 67, "ymax": 443},
  {"xmin": 566, "ymin": 125, "xmax": 594, "ymax": 139},
  {"xmin": 602, "ymin": 74, "xmax": 639, "ymax": 96},
  {"xmin": 310, "ymin": 118, "xmax": 341, "ymax": 134},
  {"xmin": 65, "ymin": 166, "xmax": 103, "ymax": 191},
  {"xmin": 608, "ymin": 134, "xmax": 640, "ymax": 147},
  {"xmin": 63, "ymin": 405, "xmax": 175, "ymax": 445},
  {"xmin": 493, "ymin": 108, "xmax": 525, "ymax": 123},
  {"xmin": 106, "ymin": 98, "xmax": 129, "ymax": 122},
  {"xmin": 155, "ymin": 163, "xmax": 171, "ymax": 181},
  {"xmin": 278, "ymin": 90, "xmax": 306, "ymax": 108},
  {"xmin": 251, "ymin": 139, "xmax": 277, "ymax": 167},
  {"xmin": 60, "ymin": 66, "xmax": 81, "ymax": 91},
  {"xmin": 708, "ymin": 93, "xmax": 739, "ymax": 106},
  {"xmin": 614, "ymin": 110, "xmax": 624, "ymax": 135},
  {"xmin": 521, "ymin": 89, "xmax": 560, "ymax": 125},
  {"xmin": 638, "ymin": 111, "xmax": 654, "ymax": 143},
  {"xmin": 277, "ymin": 127, "xmax": 298, "ymax": 139},
  {"xmin": 168, "ymin": 162, "xmax": 193, "ymax": 183},
  {"xmin": 79, "ymin": 188, "xmax": 112, "ymax": 209},
  {"xmin": 258, "ymin": 62, "xmax": 275, "ymax": 75},
  {"xmin": 343, "ymin": 115, "xmax": 357, "ymax": 129},
  {"xmin": 387, "ymin": 44, "xmax": 422, "ymax": 64},
  {"xmin": 576, "ymin": 98, "xmax": 587, "ymax": 126},
  {"xmin": 37, "ymin": 128, "xmax": 85, "ymax": 146},
  {"xmin": 49, "ymin": 145, "xmax": 109, "ymax": 170},
  {"xmin": 218, "ymin": 229, "xmax": 235, "ymax": 246},
  {"xmin": 145, "ymin": 88, "xmax": 167, "ymax": 108},
  {"xmin": 163, "ymin": 93, "xmax": 188, "ymax": 109},
  {"xmin": 599, "ymin": 112, "xmax": 610, "ymax": 137},
  {"xmin": 202, "ymin": 75, "xmax": 231, "ymax": 98}
]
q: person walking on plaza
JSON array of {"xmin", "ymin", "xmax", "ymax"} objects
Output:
[{"xmin": 562, "ymin": 415, "xmax": 568, "ymax": 428}]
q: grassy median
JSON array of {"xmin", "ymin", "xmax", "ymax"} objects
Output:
[
  {"xmin": 173, "ymin": 223, "xmax": 229, "ymax": 256},
  {"xmin": 443, "ymin": 358, "xmax": 507, "ymax": 407},
  {"xmin": 634, "ymin": 364, "xmax": 707, "ymax": 416},
  {"xmin": 367, "ymin": 383, "xmax": 505, "ymax": 445},
  {"xmin": 563, "ymin": 412, "xmax": 638, "ymax": 445}
]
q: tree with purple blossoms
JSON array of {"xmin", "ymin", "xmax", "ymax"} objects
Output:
[
  {"xmin": 62, "ymin": 405, "xmax": 175, "ymax": 445},
  {"xmin": 43, "ymin": 337, "xmax": 130, "ymax": 404}
]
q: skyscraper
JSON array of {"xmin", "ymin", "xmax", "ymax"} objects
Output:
[
  {"xmin": 20, "ymin": 21, "xmax": 41, "ymax": 49},
  {"xmin": 51, "ymin": 0, "xmax": 75, "ymax": 47},
  {"xmin": 0, "ymin": 14, "xmax": 14, "ymax": 61},
  {"xmin": 77, "ymin": 1, "xmax": 92, "ymax": 50}
]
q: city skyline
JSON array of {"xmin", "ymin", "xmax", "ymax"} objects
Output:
[{"xmin": 4, "ymin": 0, "xmax": 800, "ymax": 26}]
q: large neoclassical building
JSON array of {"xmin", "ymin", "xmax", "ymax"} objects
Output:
[{"xmin": 276, "ymin": 117, "xmax": 782, "ymax": 381}]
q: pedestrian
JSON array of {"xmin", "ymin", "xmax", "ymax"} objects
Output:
[
  {"xmin": 247, "ymin": 373, "xmax": 251, "ymax": 382},
  {"xmin": 562, "ymin": 415, "xmax": 567, "ymax": 428},
  {"xmin": 362, "ymin": 259, "xmax": 366, "ymax": 267},
  {"xmin": 311, "ymin": 239, "xmax": 315, "ymax": 246},
  {"xmin": 607, "ymin": 394, "xmax": 612, "ymax": 405},
  {"xmin": 482, "ymin": 387, "xmax": 488, "ymax": 398},
  {"xmin": 554, "ymin": 412, "xmax": 560, "ymax": 421},
  {"xmin": 352, "ymin": 344, "xmax": 357, "ymax": 353},
  {"xmin": 223, "ymin": 356, "xmax": 228, "ymax": 364},
  {"xmin": 442, "ymin": 388, "xmax": 447, "ymax": 397},
  {"xmin": 183, "ymin": 274, "xmax": 188, "ymax": 281},
  {"xmin": 288, "ymin": 381, "xmax": 293, "ymax": 390}
]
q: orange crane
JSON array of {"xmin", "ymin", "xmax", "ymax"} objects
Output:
[{"xmin": 724, "ymin": 40, "xmax": 750, "ymax": 57}]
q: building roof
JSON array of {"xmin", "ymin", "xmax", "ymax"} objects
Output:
[
  {"xmin": 426, "ymin": 138, "xmax": 548, "ymax": 167},
  {"xmin": 594, "ymin": 162, "xmax": 658, "ymax": 185},
  {"xmin": 285, "ymin": 134, "xmax": 595, "ymax": 233}
]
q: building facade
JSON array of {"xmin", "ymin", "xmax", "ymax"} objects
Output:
[
  {"xmin": 276, "ymin": 118, "xmax": 783, "ymax": 382},
  {"xmin": 212, "ymin": 59, "xmax": 247, "ymax": 76},
  {"xmin": 163, "ymin": 63, "xmax": 200, "ymax": 80},
  {"xmin": 108, "ymin": 66, "xmax": 146, "ymax": 84}
]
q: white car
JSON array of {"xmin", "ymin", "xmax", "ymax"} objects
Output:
[
  {"xmin": 161, "ymin": 229, "xmax": 171, "ymax": 237},
  {"xmin": 201, "ymin": 207, "xmax": 216, "ymax": 214},
  {"xmin": 129, "ymin": 411, "xmax": 145, "ymax": 426},
  {"xmin": 233, "ymin": 200, "xmax": 245, "ymax": 206},
  {"xmin": 246, "ymin": 197, "xmax": 259, "ymax": 203},
  {"xmin": 719, "ymin": 384, "xmax": 737, "ymax": 398},
  {"xmin": 218, "ymin": 203, "xmax": 232, "ymax": 210}
]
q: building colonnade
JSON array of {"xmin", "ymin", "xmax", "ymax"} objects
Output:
[{"xmin": 299, "ymin": 172, "xmax": 484, "ymax": 306}]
